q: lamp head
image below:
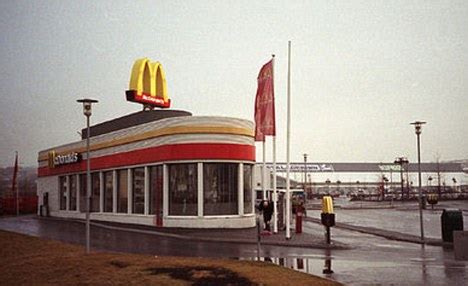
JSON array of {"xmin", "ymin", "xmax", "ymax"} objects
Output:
[
  {"xmin": 410, "ymin": 121, "xmax": 426, "ymax": 135},
  {"xmin": 77, "ymin": 98, "xmax": 98, "ymax": 116}
]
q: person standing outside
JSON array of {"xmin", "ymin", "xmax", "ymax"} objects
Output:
[{"xmin": 258, "ymin": 200, "xmax": 274, "ymax": 233}]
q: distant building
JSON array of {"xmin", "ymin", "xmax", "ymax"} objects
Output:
[{"xmin": 255, "ymin": 162, "xmax": 468, "ymax": 197}]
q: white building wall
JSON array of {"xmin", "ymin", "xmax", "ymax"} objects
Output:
[
  {"xmin": 164, "ymin": 215, "xmax": 255, "ymax": 228},
  {"xmin": 37, "ymin": 175, "xmax": 59, "ymax": 215}
]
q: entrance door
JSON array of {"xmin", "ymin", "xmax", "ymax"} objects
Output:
[
  {"xmin": 43, "ymin": 192, "xmax": 49, "ymax": 207},
  {"xmin": 42, "ymin": 192, "xmax": 49, "ymax": 216},
  {"xmin": 150, "ymin": 166, "xmax": 164, "ymax": 227}
]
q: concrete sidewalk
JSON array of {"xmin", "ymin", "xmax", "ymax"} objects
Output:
[
  {"xmin": 37, "ymin": 215, "xmax": 447, "ymax": 249},
  {"xmin": 38, "ymin": 216, "xmax": 349, "ymax": 249},
  {"xmin": 304, "ymin": 217, "xmax": 444, "ymax": 246}
]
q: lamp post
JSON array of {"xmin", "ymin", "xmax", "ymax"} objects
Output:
[
  {"xmin": 77, "ymin": 98, "xmax": 98, "ymax": 254},
  {"xmin": 382, "ymin": 176, "xmax": 388, "ymax": 200},
  {"xmin": 389, "ymin": 169, "xmax": 393, "ymax": 194},
  {"xmin": 303, "ymin": 153, "xmax": 308, "ymax": 199},
  {"xmin": 411, "ymin": 120, "xmax": 426, "ymax": 243},
  {"xmin": 394, "ymin": 157, "xmax": 409, "ymax": 201},
  {"xmin": 356, "ymin": 180, "xmax": 362, "ymax": 208}
]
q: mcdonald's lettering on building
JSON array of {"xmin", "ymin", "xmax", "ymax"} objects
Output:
[{"xmin": 48, "ymin": 151, "xmax": 81, "ymax": 168}]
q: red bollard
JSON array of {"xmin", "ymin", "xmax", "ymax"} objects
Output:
[{"xmin": 296, "ymin": 211, "xmax": 303, "ymax": 233}]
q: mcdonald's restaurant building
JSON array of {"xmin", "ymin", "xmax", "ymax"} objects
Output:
[
  {"xmin": 37, "ymin": 111, "xmax": 256, "ymax": 228},
  {"xmin": 36, "ymin": 58, "xmax": 256, "ymax": 228}
]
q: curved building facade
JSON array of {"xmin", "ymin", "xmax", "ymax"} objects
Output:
[{"xmin": 37, "ymin": 110, "xmax": 256, "ymax": 228}]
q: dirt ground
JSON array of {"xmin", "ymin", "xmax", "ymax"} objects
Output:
[{"xmin": 0, "ymin": 230, "xmax": 341, "ymax": 285}]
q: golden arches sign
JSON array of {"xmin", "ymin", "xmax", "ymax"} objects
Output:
[{"xmin": 126, "ymin": 58, "xmax": 171, "ymax": 108}]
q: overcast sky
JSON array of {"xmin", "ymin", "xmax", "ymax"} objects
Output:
[{"xmin": 1, "ymin": 0, "xmax": 467, "ymax": 167}]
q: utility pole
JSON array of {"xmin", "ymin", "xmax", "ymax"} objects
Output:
[
  {"xmin": 394, "ymin": 157, "xmax": 409, "ymax": 201},
  {"xmin": 436, "ymin": 158, "xmax": 442, "ymax": 199},
  {"xmin": 303, "ymin": 153, "xmax": 308, "ymax": 200}
]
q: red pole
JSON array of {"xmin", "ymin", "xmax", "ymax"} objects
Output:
[
  {"xmin": 11, "ymin": 152, "xmax": 19, "ymax": 215},
  {"xmin": 11, "ymin": 152, "xmax": 18, "ymax": 195}
]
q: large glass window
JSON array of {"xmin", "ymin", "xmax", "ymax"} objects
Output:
[
  {"xmin": 203, "ymin": 163, "xmax": 238, "ymax": 215},
  {"xmin": 117, "ymin": 169, "xmax": 128, "ymax": 213},
  {"xmin": 149, "ymin": 165, "xmax": 163, "ymax": 216},
  {"xmin": 59, "ymin": 176, "xmax": 67, "ymax": 210},
  {"xmin": 103, "ymin": 171, "xmax": 113, "ymax": 212},
  {"xmin": 169, "ymin": 164, "xmax": 197, "ymax": 216},
  {"xmin": 243, "ymin": 164, "xmax": 253, "ymax": 214},
  {"xmin": 79, "ymin": 174, "xmax": 87, "ymax": 212},
  {"xmin": 69, "ymin": 175, "xmax": 77, "ymax": 211},
  {"xmin": 132, "ymin": 168, "xmax": 145, "ymax": 214},
  {"xmin": 91, "ymin": 173, "xmax": 100, "ymax": 212}
]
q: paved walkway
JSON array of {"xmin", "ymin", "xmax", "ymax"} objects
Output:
[
  {"xmin": 40, "ymin": 216, "xmax": 349, "ymax": 249},
  {"xmin": 0, "ymin": 214, "xmax": 452, "ymax": 251},
  {"xmin": 38, "ymin": 214, "xmax": 447, "ymax": 249},
  {"xmin": 304, "ymin": 217, "xmax": 444, "ymax": 246}
]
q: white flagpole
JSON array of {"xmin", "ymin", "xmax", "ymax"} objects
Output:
[
  {"xmin": 272, "ymin": 54, "xmax": 278, "ymax": 233},
  {"xmin": 262, "ymin": 141, "xmax": 266, "ymax": 200},
  {"xmin": 273, "ymin": 136, "xmax": 278, "ymax": 233},
  {"xmin": 286, "ymin": 41, "xmax": 292, "ymax": 239}
]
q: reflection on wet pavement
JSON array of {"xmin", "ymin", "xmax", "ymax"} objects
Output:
[{"xmin": 308, "ymin": 198, "xmax": 468, "ymax": 239}]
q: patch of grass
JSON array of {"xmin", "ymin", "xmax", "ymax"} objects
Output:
[{"xmin": 0, "ymin": 230, "xmax": 341, "ymax": 285}]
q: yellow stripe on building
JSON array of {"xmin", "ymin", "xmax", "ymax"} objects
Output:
[{"xmin": 38, "ymin": 125, "xmax": 254, "ymax": 162}]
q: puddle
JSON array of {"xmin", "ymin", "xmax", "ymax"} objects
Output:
[{"xmin": 234, "ymin": 255, "xmax": 336, "ymax": 278}]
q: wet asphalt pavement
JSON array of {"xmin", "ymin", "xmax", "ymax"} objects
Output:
[
  {"xmin": 308, "ymin": 198, "xmax": 468, "ymax": 239},
  {"xmin": 1, "ymin": 200, "xmax": 467, "ymax": 286}
]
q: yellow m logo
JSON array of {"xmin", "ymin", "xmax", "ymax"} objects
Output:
[
  {"xmin": 48, "ymin": 151, "xmax": 56, "ymax": 168},
  {"xmin": 126, "ymin": 58, "xmax": 171, "ymax": 108}
]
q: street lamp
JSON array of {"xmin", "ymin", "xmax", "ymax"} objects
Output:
[
  {"xmin": 303, "ymin": 153, "xmax": 308, "ymax": 197},
  {"xmin": 394, "ymin": 157, "xmax": 409, "ymax": 200},
  {"xmin": 77, "ymin": 98, "xmax": 98, "ymax": 254},
  {"xmin": 382, "ymin": 176, "xmax": 388, "ymax": 200},
  {"xmin": 411, "ymin": 120, "xmax": 426, "ymax": 243}
]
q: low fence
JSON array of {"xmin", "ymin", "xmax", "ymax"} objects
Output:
[{"xmin": 0, "ymin": 196, "xmax": 37, "ymax": 215}]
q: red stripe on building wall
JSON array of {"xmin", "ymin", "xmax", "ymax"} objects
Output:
[{"xmin": 38, "ymin": 143, "xmax": 255, "ymax": 177}]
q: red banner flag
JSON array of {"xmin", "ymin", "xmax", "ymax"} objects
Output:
[
  {"xmin": 254, "ymin": 59, "xmax": 275, "ymax": 141},
  {"xmin": 11, "ymin": 152, "xmax": 18, "ymax": 196}
]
